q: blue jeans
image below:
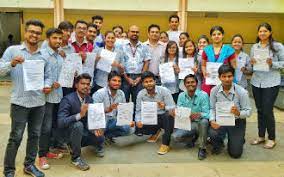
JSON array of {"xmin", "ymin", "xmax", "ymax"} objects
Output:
[{"xmin": 104, "ymin": 119, "xmax": 131, "ymax": 138}]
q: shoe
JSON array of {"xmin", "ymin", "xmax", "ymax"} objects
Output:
[
  {"xmin": 50, "ymin": 146, "xmax": 69, "ymax": 154},
  {"xmin": 38, "ymin": 157, "xmax": 50, "ymax": 170},
  {"xmin": 24, "ymin": 164, "xmax": 45, "ymax": 177},
  {"xmin": 263, "ymin": 140, "xmax": 276, "ymax": 149},
  {"xmin": 4, "ymin": 172, "xmax": 15, "ymax": 177},
  {"xmin": 157, "ymin": 144, "xmax": 170, "ymax": 155},
  {"xmin": 147, "ymin": 129, "xmax": 161, "ymax": 143},
  {"xmin": 211, "ymin": 146, "xmax": 223, "ymax": 155},
  {"xmin": 198, "ymin": 148, "xmax": 207, "ymax": 160},
  {"xmin": 95, "ymin": 146, "xmax": 105, "ymax": 157},
  {"xmin": 46, "ymin": 152, "xmax": 63, "ymax": 159},
  {"xmin": 71, "ymin": 157, "xmax": 90, "ymax": 171},
  {"xmin": 250, "ymin": 137, "xmax": 265, "ymax": 145}
]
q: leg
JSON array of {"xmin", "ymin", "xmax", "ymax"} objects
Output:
[
  {"xmin": 197, "ymin": 119, "xmax": 209, "ymax": 149},
  {"xmin": 161, "ymin": 112, "xmax": 175, "ymax": 146},
  {"xmin": 105, "ymin": 119, "xmax": 131, "ymax": 138},
  {"xmin": 121, "ymin": 78, "xmax": 131, "ymax": 102},
  {"xmin": 68, "ymin": 122, "xmax": 84, "ymax": 160},
  {"xmin": 24, "ymin": 106, "xmax": 45, "ymax": 167},
  {"xmin": 227, "ymin": 119, "xmax": 246, "ymax": 158},
  {"xmin": 208, "ymin": 126, "xmax": 226, "ymax": 151},
  {"xmin": 3, "ymin": 104, "xmax": 29, "ymax": 174},
  {"xmin": 39, "ymin": 103, "xmax": 54, "ymax": 157},
  {"xmin": 252, "ymin": 86, "xmax": 265, "ymax": 138}
]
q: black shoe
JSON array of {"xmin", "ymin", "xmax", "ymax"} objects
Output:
[
  {"xmin": 211, "ymin": 146, "xmax": 223, "ymax": 155},
  {"xmin": 71, "ymin": 157, "xmax": 90, "ymax": 171},
  {"xmin": 95, "ymin": 146, "xmax": 105, "ymax": 158},
  {"xmin": 198, "ymin": 148, "xmax": 207, "ymax": 160},
  {"xmin": 4, "ymin": 172, "xmax": 15, "ymax": 177},
  {"xmin": 24, "ymin": 164, "xmax": 45, "ymax": 177}
]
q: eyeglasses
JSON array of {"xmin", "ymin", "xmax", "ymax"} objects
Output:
[{"xmin": 27, "ymin": 30, "xmax": 42, "ymax": 36}]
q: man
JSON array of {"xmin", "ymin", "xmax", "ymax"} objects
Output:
[
  {"xmin": 57, "ymin": 21, "xmax": 75, "ymax": 57},
  {"xmin": 92, "ymin": 15, "xmax": 104, "ymax": 48},
  {"xmin": 167, "ymin": 14, "xmax": 182, "ymax": 44},
  {"xmin": 172, "ymin": 74, "xmax": 210, "ymax": 160},
  {"xmin": 135, "ymin": 71, "xmax": 175, "ymax": 155},
  {"xmin": 209, "ymin": 64, "xmax": 252, "ymax": 158},
  {"xmin": 0, "ymin": 19, "xmax": 51, "ymax": 177},
  {"xmin": 38, "ymin": 28, "xmax": 64, "ymax": 170},
  {"xmin": 144, "ymin": 24, "xmax": 165, "ymax": 84},
  {"xmin": 121, "ymin": 25, "xmax": 151, "ymax": 107},
  {"xmin": 93, "ymin": 71, "xmax": 134, "ymax": 143},
  {"xmin": 86, "ymin": 23, "xmax": 98, "ymax": 52},
  {"xmin": 57, "ymin": 73, "xmax": 104, "ymax": 171}
]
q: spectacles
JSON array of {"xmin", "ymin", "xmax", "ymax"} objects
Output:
[{"xmin": 27, "ymin": 30, "xmax": 42, "ymax": 36}]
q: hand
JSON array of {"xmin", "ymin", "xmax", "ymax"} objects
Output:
[
  {"xmin": 250, "ymin": 58, "xmax": 256, "ymax": 65},
  {"xmin": 192, "ymin": 66, "xmax": 198, "ymax": 73},
  {"xmin": 266, "ymin": 58, "xmax": 273, "ymax": 67},
  {"xmin": 11, "ymin": 56, "xmax": 24, "ymax": 67},
  {"xmin": 42, "ymin": 87, "xmax": 52, "ymax": 94},
  {"xmin": 130, "ymin": 121, "xmax": 135, "ymax": 127},
  {"xmin": 157, "ymin": 102, "xmax": 165, "ymax": 110},
  {"xmin": 111, "ymin": 61, "xmax": 120, "ymax": 67},
  {"xmin": 93, "ymin": 129, "xmax": 104, "ymax": 137},
  {"xmin": 173, "ymin": 64, "xmax": 180, "ymax": 74},
  {"xmin": 190, "ymin": 113, "xmax": 201, "ymax": 121},
  {"xmin": 204, "ymin": 72, "xmax": 209, "ymax": 77},
  {"xmin": 134, "ymin": 77, "xmax": 141, "ymax": 86},
  {"xmin": 80, "ymin": 104, "xmax": 88, "ymax": 119},
  {"xmin": 136, "ymin": 121, "xmax": 143, "ymax": 128},
  {"xmin": 58, "ymin": 50, "xmax": 66, "ymax": 58},
  {"xmin": 169, "ymin": 109, "xmax": 175, "ymax": 118},
  {"xmin": 105, "ymin": 103, "xmax": 118, "ymax": 113},
  {"xmin": 126, "ymin": 77, "xmax": 135, "ymax": 86},
  {"xmin": 117, "ymin": 64, "xmax": 125, "ymax": 73},
  {"xmin": 79, "ymin": 52, "xmax": 87, "ymax": 63},
  {"xmin": 231, "ymin": 106, "xmax": 240, "ymax": 117},
  {"xmin": 52, "ymin": 82, "xmax": 60, "ymax": 89},
  {"xmin": 210, "ymin": 120, "xmax": 220, "ymax": 130},
  {"xmin": 240, "ymin": 67, "xmax": 246, "ymax": 73}
]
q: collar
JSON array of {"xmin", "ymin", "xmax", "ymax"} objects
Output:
[
  {"xmin": 218, "ymin": 84, "xmax": 235, "ymax": 94},
  {"xmin": 106, "ymin": 86, "xmax": 118, "ymax": 98},
  {"xmin": 127, "ymin": 40, "xmax": 142, "ymax": 47},
  {"xmin": 76, "ymin": 91, "xmax": 85, "ymax": 103},
  {"xmin": 46, "ymin": 45, "xmax": 56, "ymax": 56},
  {"xmin": 71, "ymin": 34, "xmax": 88, "ymax": 45},
  {"xmin": 145, "ymin": 87, "xmax": 158, "ymax": 97},
  {"xmin": 20, "ymin": 42, "xmax": 41, "ymax": 54},
  {"xmin": 185, "ymin": 89, "xmax": 199, "ymax": 99},
  {"xmin": 144, "ymin": 40, "xmax": 163, "ymax": 46}
]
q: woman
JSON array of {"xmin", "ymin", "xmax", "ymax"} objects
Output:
[
  {"xmin": 196, "ymin": 35, "xmax": 209, "ymax": 88},
  {"xmin": 160, "ymin": 31, "xmax": 169, "ymax": 44},
  {"xmin": 250, "ymin": 23, "xmax": 284, "ymax": 149},
  {"xmin": 201, "ymin": 26, "xmax": 236, "ymax": 95},
  {"xmin": 178, "ymin": 32, "xmax": 190, "ymax": 57}
]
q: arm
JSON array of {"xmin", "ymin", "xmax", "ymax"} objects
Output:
[
  {"xmin": 135, "ymin": 92, "xmax": 142, "ymax": 122},
  {"xmin": 57, "ymin": 97, "xmax": 79, "ymax": 128},
  {"xmin": 200, "ymin": 94, "xmax": 210, "ymax": 119},
  {"xmin": 0, "ymin": 47, "xmax": 14, "ymax": 77},
  {"xmin": 164, "ymin": 88, "xmax": 176, "ymax": 111},
  {"xmin": 239, "ymin": 90, "xmax": 252, "ymax": 119},
  {"xmin": 209, "ymin": 89, "xmax": 217, "ymax": 122},
  {"xmin": 271, "ymin": 43, "xmax": 284, "ymax": 69}
]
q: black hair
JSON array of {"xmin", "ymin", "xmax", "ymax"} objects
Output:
[
  {"xmin": 198, "ymin": 34, "xmax": 209, "ymax": 44},
  {"xmin": 75, "ymin": 20, "xmax": 88, "ymax": 28},
  {"xmin": 92, "ymin": 15, "xmax": 104, "ymax": 22},
  {"xmin": 107, "ymin": 71, "xmax": 121, "ymax": 81},
  {"xmin": 58, "ymin": 21, "xmax": 73, "ymax": 30},
  {"xmin": 231, "ymin": 34, "xmax": 244, "ymax": 51},
  {"xmin": 184, "ymin": 74, "xmax": 198, "ymax": 83},
  {"xmin": 256, "ymin": 22, "xmax": 276, "ymax": 53},
  {"xmin": 46, "ymin": 28, "xmax": 63, "ymax": 38},
  {"xmin": 148, "ymin": 24, "xmax": 160, "ymax": 33},
  {"xmin": 210, "ymin": 26, "xmax": 224, "ymax": 36},
  {"xmin": 112, "ymin": 25, "xmax": 124, "ymax": 33},
  {"xmin": 25, "ymin": 19, "xmax": 45, "ymax": 30},
  {"xmin": 104, "ymin": 31, "xmax": 115, "ymax": 37},
  {"xmin": 179, "ymin": 32, "xmax": 190, "ymax": 39},
  {"xmin": 218, "ymin": 64, "xmax": 235, "ymax": 76},
  {"xmin": 182, "ymin": 39, "xmax": 196, "ymax": 58},
  {"xmin": 87, "ymin": 23, "xmax": 97, "ymax": 30},
  {"xmin": 169, "ymin": 14, "xmax": 179, "ymax": 22},
  {"xmin": 141, "ymin": 71, "xmax": 155, "ymax": 82},
  {"xmin": 75, "ymin": 73, "xmax": 92, "ymax": 84},
  {"xmin": 160, "ymin": 31, "xmax": 169, "ymax": 37},
  {"xmin": 164, "ymin": 40, "xmax": 179, "ymax": 63}
]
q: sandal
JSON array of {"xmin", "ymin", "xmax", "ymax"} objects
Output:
[
  {"xmin": 250, "ymin": 137, "xmax": 265, "ymax": 145},
  {"xmin": 263, "ymin": 140, "xmax": 276, "ymax": 149}
]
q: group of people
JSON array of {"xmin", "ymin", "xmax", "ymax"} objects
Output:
[{"xmin": 0, "ymin": 14, "xmax": 284, "ymax": 177}]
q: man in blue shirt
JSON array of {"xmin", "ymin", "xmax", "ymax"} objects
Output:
[{"xmin": 172, "ymin": 74, "xmax": 210, "ymax": 160}]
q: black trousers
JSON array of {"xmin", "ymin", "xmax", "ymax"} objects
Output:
[{"xmin": 252, "ymin": 85, "xmax": 279, "ymax": 140}]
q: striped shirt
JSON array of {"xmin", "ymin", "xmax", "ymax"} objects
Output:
[
  {"xmin": 235, "ymin": 51, "xmax": 251, "ymax": 89},
  {"xmin": 0, "ymin": 43, "xmax": 52, "ymax": 108},
  {"xmin": 250, "ymin": 42, "xmax": 284, "ymax": 88},
  {"xmin": 41, "ymin": 46, "xmax": 64, "ymax": 103}
]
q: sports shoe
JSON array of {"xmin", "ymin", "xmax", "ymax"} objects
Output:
[
  {"xmin": 38, "ymin": 157, "xmax": 50, "ymax": 170},
  {"xmin": 71, "ymin": 157, "xmax": 90, "ymax": 171},
  {"xmin": 147, "ymin": 129, "xmax": 161, "ymax": 143},
  {"xmin": 157, "ymin": 144, "xmax": 170, "ymax": 155},
  {"xmin": 24, "ymin": 164, "xmax": 45, "ymax": 177},
  {"xmin": 46, "ymin": 152, "xmax": 63, "ymax": 159}
]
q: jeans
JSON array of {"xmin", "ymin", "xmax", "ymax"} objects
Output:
[
  {"xmin": 252, "ymin": 85, "xmax": 279, "ymax": 140},
  {"xmin": 172, "ymin": 119, "xmax": 209, "ymax": 149},
  {"xmin": 104, "ymin": 118, "xmax": 132, "ymax": 138},
  {"xmin": 209, "ymin": 119, "xmax": 246, "ymax": 158},
  {"xmin": 4, "ymin": 104, "xmax": 45, "ymax": 174},
  {"xmin": 64, "ymin": 121, "xmax": 105, "ymax": 160},
  {"xmin": 139, "ymin": 112, "xmax": 174, "ymax": 146}
]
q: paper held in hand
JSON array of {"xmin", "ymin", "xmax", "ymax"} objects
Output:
[
  {"xmin": 22, "ymin": 60, "xmax": 45, "ymax": 91},
  {"xmin": 159, "ymin": 62, "xmax": 176, "ymax": 84},
  {"xmin": 253, "ymin": 48, "xmax": 270, "ymax": 72},
  {"xmin": 205, "ymin": 62, "xmax": 222, "ymax": 85},
  {"xmin": 141, "ymin": 102, "xmax": 157, "ymax": 125},
  {"xmin": 117, "ymin": 102, "xmax": 134, "ymax": 126},
  {"xmin": 88, "ymin": 103, "xmax": 106, "ymax": 130},
  {"xmin": 174, "ymin": 107, "xmax": 191, "ymax": 131},
  {"xmin": 216, "ymin": 101, "xmax": 235, "ymax": 126},
  {"xmin": 178, "ymin": 58, "xmax": 195, "ymax": 80},
  {"xmin": 96, "ymin": 49, "xmax": 116, "ymax": 73}
]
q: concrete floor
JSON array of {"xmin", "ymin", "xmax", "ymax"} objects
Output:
[{"xmin": 0, "ymin": 85, "xmax": 284, "ymax": 177}]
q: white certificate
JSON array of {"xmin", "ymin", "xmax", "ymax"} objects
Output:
[
  {"xmin": 178, "ymin": 58, "xmax": 195, "ymax": 79},
  {"xmin": 216, "ymin": 101, "xmax": 235, "ymax": 126},
  {"xmin": 253, "ymin": 48, "xmax": 270, "ymax": 72},
  {"xmin": 174, "ymin": 107, "xmax": 191, "ymax": 131},
  {"xmin": 159, "ymin": 62, "xmax": 176, "ymax": 84},
  {"xmin": 82, "ymin": 52, "xmax": 96, "ymax": 78},
  {"xmin": 96, "ymin": 49, "xmax": 116, "ymax": 73},
  {"xmin": 22, "ymin": 60, "xmax": 44, "ymax": 91},
  {"xmin": 141, "ymin": 102, "xmax": 157, "ymax": 125},
  {"xmin": 117, "ymin": 102, "xmax": 134, "ymax": 126},
  {"xmin": 88, "ymin": 103, "xmax": 106, "ymax": 130},
  {"xmin": 58, "ymin": 53, "xmax": 82, "ymax": 88},
  {"xmin": 205, "ymin": 62, "xmax": 222, "ymax": 85},
  {"xmin": 236, "ymin": 56, "xmax": 247, "ymax": 82}
]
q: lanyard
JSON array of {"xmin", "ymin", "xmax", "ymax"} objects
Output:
[
  {"xmin": 220, "ymin": 86, "xmax": 235, "ymax": 102},
  {"xmin": 129, "ymin": 43, "xmax": 138, "ymax": 57}
]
